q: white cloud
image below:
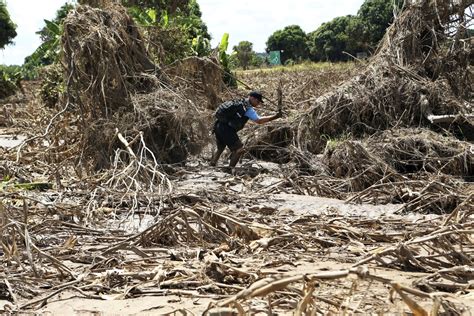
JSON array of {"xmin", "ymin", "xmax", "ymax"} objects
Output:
[
  {"xmin": 0, "ymin": 0, "xmax": 366, "ymax": 65},
  {"xmin": 198, "ymin": 0, "xmax": 366, "ymax": 52},
  {"xmin": 0, "ymin": 0, "xmax": 73, "ymax": 65}
]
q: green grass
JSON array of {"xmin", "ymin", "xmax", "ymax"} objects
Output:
[{"xmin": 235, "ymin": 61, "xmax": 357, "ymax": 75}]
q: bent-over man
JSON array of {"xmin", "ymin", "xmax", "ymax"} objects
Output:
[{"xmin": 210, "ymin": 91, "xmax": 282, "ymax": 171}]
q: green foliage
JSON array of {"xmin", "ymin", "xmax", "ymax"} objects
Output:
[
  {"xmin": 250, "ymin": 54, "xmax": 266, "ymax": 68},
  {"xmin": 39, "ymin": 65, "xmax": 64, "ymax": 108},
  {"xmin": 191, "ymin": 34, "xmax": 210, "ymax": 56},
  {"xmin": 128, "ymin": 0, "xmax": 210, "ymax": 63},
  {"xmin": 0, "ymin": 65, "xmax": 20, "ymax": 99},
  {"xmin": 307, "ymin": 0, "xmax": 403, "ymax": 62},
  {"xmin": 357, "ymin": 0, "xmax": 403, "ymax": 50},
  {"xmin": 345, "ymin": 17, "xmax": 367, "ymax": 53},
  {"xmin": 22, "ymin": 19, "xmax": 63, "ymax": 78},
  {"xmin": 308, "ymin": 15, "xmax": 356, "ymax": 62},
  {"xmin": 23, "ymin": 2, "xmax": 74, "ymax": 77},
  {"xmin": 218, "ymin": 33, "xmax": 236, "ymax": 87},
  {"xmin": 171, "ymin": 0, "xmax": 210, "ymax": 56},
  {"xmin": 0, "ymin": 0, "xmax": 17, "ymax": 49},
  {"xmin": 266, "ymin": 25, "xmax": 309, "ymax": 64},
  {"xmin": 121, "ymin": 0, "xmax": 189, "ymax": 14},
  {"xmin": 232, "ymin": 41, "xmax": 255, "ymax": 70},
  {"xmin": 37, "ymin": 3, "xmax": 74, "ymax": 43},
  {"xmin": 129, "ymin": 7, "xmax": 162, "ymax": 26}
]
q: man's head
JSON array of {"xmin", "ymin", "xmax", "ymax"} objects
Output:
[{"xmin": 248, "ymin": 91, "xmax": 264, "ymax": 106}]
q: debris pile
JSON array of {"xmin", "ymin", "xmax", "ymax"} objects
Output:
[
  {"xmin": 56, "ymin": 3, "xmax": 212, "ymax": 173},
  {"xmin": 244, "ymin": 0, "xmax": 473, "ymax": 214},
  {"xmin": 293, "ymin": 0, "xmax": 472, "ymax": 153},
  {"xmin": 0, "ymin": 0, "xmax": 472, "ymax": 314}
]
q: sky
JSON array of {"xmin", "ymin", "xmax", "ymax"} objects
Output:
[{"xmin": 0, "ymin": 0, "xmax": 365, "ymax": 66}]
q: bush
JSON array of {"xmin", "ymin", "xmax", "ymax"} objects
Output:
[
  {"xmin": 39, "ymin": 65, "xmax": 64, "ymax": 107},
  {"xmin": 0, "ymin": 65, "xmax": 20, "ymax": 99}
]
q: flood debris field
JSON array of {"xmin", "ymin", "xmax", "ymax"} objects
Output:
[{"xmin": 0, "ymin": 0, "xmax": 473, "ymax": 315}]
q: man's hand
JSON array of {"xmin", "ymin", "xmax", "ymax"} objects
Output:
[{"xmin": 256, "ymin": 110, "xmax": 284, "ymax": 124}]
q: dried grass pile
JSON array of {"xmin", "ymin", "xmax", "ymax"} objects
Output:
[
  {"xmin": 323, "ymin": 140, "xmax": 398, "ymax": 191},
  {"xmin": 368, "ymin": 128, "xmax": 473, "ymax": 179},
  {"xmin": 317, "ymin": 130, "xmax": 472, "ymax": 212},
  {"xmin": 62, "ymin": 4, "xmax": 155, "ymax": 115},
  {"xmin": 164, "ymin": 56, "xmax": 226, "ymax": 110},
  {"xmin": 47, "ymin": 3, "xmax": 208, "ymax": 172},
  {"xmin": 292, "ymin": 0, "xmax": 472, "ymax": 154}
]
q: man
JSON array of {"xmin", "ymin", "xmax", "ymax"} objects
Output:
[{"xmin": 210, "ymin": 91, "xmax": 282, "ymax": 171}]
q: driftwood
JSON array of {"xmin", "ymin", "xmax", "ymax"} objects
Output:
[{"xmin": 427, "ymin": 114, "xmax": 474, "ymax": 125}]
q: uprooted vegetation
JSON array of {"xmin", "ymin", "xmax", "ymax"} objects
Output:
[
  {"xmin": 0, "ymin": 0, "xmax": 473, "ymax": 314},
  {"xmin": 247, "ymin": 0, "xmax": 473, "ymax": 208},
  {"xmin": 47, "ymin": 4, "xmax": 215, "ymax": 172}
]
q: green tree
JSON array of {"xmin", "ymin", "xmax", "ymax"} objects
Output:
[
  {"xmin": 357, "ymin": 0, "xmax": 403, "ymax": 50},
  {"xmin": 266, "ymin": 25, "xmax": 309, "ymax": 64},
  {"xmin": 308, "ymin": 15, "xmax": 357, "ymax": 61},
  {"xmin": 250, "ymin": 54, "xmax": 266, "ymax": 68},
  {"xmin": 308, "ymin": 0, "xmax": 403, "ymax": 61},
  {"xmin": 121, "ymin": 0, "xmax": 189, "ymax": 14},
  {"xmin": 0, "ymin": 1, "xmax": 17, "ymax": 49},
  {"xmin": 232, "ymin": 41, "xmax": 254, "ymax": 70},
  {"xmin": 171, "ymin": 0, "xmax": 211, "ymax": 56}
]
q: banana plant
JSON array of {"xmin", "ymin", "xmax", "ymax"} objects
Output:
[
  {"xmin": 41, "ymin": 19, "xmax": 62, "ymax": 61},
  {"xmin": 22, "ymin": 19, "xmax": 62, "ymax": 76},
  {"xmin": 129, "ymin": 7, "xmax": 168, "ymax": 27},
  {"xmin": 191, "ymin": 34, "xmax": 210, "ymax": 56},
  {"xmin": 218, "ymin": 33, "xmax": 236, "ymax": 87}
]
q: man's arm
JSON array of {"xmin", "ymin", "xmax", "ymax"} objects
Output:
[
  {"xmin": 254, "ymin": 112, "xmax": 281, "ymax": 124},
  {"xmin": 246, "ymin": 107, "xmax": 282, "ymax": 125}
]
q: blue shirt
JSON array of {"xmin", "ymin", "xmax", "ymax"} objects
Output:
[{"xmin": 245, "ymin": 106, "xmax": 260, "ymax": 121}]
